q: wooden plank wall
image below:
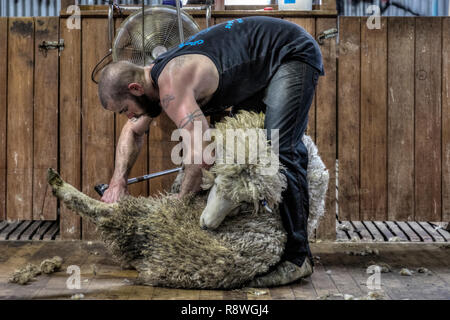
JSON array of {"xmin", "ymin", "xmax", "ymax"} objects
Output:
[
  {"xmin": 338, "ymin": 17, "xmax": 450, "ymax": 223},
  {"xmin": 443, "ymin": 18, "xmax": 450, "ymax": 223},
  {"xmin": 58, "ymin": 15, "xmax": 337, "ymax": 240},
  {"xmin": 33, "ymin": 18, "xmax": 59, "ymax": 221},
  {"xmin": 59, "ymin": 17, "xmax": 81, "ymax": 239},
  {"xmin": 1, "ymin": 14, "xmax": 447, "ymax": 241},
  {"xmin": 0, "ymin": 18, "xmax": 7, "ymax": 221},
  {"xmin": 0, "ymin": 17, "xmax": 59, "ymax": 222},
  {"xmin": 58, "ymin": 15, "xmax": 183, "ymax": 240}
]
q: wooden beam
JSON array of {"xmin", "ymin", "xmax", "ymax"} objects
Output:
[
  {"xmin": 387, "ymin": 18, "xmax": 415, "ymax": 221},
  {"xmin": 33, "ymin": 17, "xmax": 59, "ymax": 221},
  {"xmin": 0, "ymin": 18, "xmax": 7, "ymax": 221},
  {"xmin": 315, "ymin": 18, "xmax": 337, "ymax": 240},
  {"xmin": 59, "ymin": 6, "xmax": 337, "ymax": 18},
  {"xmin": 7, "ymin": 18, "xmax": 34, "ymax": 220},
  {"xmin": 337, "ymin": 17, "xmax": 360, "ymax": 221},
  {"xmin": 60, "ymin": 0, "xmax": 76, "ymax": 11},
  {"xmin": 414, "ymin": 18, "xmax": 442, "ymax": 221},
  {"xmin": 59, "ymin": 16, "xmax": 82, "ymax": 239},
  {"xmin": 320, "ymin": 0, "xmax": 336, "ymax": 11}
]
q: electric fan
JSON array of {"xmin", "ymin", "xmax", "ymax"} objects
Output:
[{"xmin": 112, "ymin": 5, "xmax": 201, "ymax": 66}]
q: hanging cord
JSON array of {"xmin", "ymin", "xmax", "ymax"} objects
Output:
[
  {"xmin": 91, "ymin": 51, "xmax": 113, "ymax": 84},
  {"xmin": 91, "ymin": 1, "xmax": 125, "ymax": 84},
  {"xmin": 103, "ymin": 0, "xmax": 124, "ymax": 18}
]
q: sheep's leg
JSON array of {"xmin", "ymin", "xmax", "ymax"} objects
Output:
[{"xmin": 47, "ymin": 168, "xmax": 117, "ymax": 223}]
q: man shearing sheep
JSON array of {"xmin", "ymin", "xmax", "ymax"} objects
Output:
[{"xmin": 97, "ymin": 16, "xmax": 324, "ymax": 287}]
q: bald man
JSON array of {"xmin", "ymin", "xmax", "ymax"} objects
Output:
[{"xmin": 98, "ymin": 16, "xmax": 324, "ymax": 287}]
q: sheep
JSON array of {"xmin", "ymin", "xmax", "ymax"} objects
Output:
[
  {"xmin": 176, "ymin": 111, "xmax": 329, "ymax": 238},
  {"xmin": 177, "ymin": 111, "xmax": 328, "ymax": 239},
  {"xmin": 48, "ymin": 111, "xmax": 328, "ymax": 289}
]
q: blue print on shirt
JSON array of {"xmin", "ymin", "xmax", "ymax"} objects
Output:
[
  {"xmin": 179, "ymin": 39, "xmax": 204, "ymax": 48},
  {"xmin": 186, "ymin": 27, "xmax": 212, "ymax": 42},
  {"xmin": 225, "ymin": 18, "xmax": 243, "ymax": 29}
]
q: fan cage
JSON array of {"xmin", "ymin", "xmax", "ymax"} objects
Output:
[{"xmin": 113, "ymin": 5, "xmax": 201, "ymax": 66}]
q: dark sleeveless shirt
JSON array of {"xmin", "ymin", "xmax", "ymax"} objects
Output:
[{"xmin": 150, "ymin": 16, "xmax": 324, "ymax": 115}]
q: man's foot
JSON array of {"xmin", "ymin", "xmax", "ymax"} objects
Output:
[{"xmin": 247, "ymin": 258, "xmax": 313, "ymax": 288}]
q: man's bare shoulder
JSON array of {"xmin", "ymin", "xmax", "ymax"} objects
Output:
[
  {"xmin": 158, "ymin": 54, "xmax": 219, "ymax": 104},
  {"xmin": 161, "ymin": 54, "xmax": 215, "ymax": 78}
]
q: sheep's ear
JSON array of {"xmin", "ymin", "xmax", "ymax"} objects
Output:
[{"xmin": 201, "ymin": 168, "xmax": 215, "ymax": 190}]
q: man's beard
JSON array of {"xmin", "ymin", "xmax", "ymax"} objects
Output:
[{"xmin": 135, "ymin": 94, "xmax": 162, "ymax": 118}]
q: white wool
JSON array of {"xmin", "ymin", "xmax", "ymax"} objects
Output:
[
  {"xmin": 303, "ymin": 134, "xmax": 329, "ymax": 237},
  {"xmin": 193, "ymin": 111, "xmax": 329, "ymax": 236}
]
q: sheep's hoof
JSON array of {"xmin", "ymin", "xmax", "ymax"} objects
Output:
[{"xmin": 47, "ymin": 168, "xmax": 63, "ymax": 187}]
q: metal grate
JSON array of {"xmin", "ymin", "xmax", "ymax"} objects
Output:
[
  {"xmin": 337, "ymin": 220, "xmax": 450, "ymax": 242},
  {"xmin": 0, "ymin": 220, "xmax": 60, "ymax": 240},
  {"xmin": 335, "ymin": 159, "xmax": 450, "ymax": 243}
]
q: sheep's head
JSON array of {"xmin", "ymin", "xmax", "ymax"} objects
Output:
[{"xmin": 199, "ymin": 111, "xmax": 287, "ymax": 230}]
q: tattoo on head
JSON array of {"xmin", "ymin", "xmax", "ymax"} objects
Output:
[
  {"xmin": 179, "ymin": 109, "xmax": 203, "ymax": 128},
  {"xmin": 161, "ymin": 94, "xmax": 175, "ymax": 110}
]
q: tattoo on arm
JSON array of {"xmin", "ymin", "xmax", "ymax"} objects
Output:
[
  {"xmin": 161, "ymin": 94, "xmax": 175, "ymax": 110},
  {"xmin": 178, "ymin": 109, "xmax": 204, "ymax": 128}
]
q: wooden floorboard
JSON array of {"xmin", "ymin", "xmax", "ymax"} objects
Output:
[
  {"xmin": 385, "ymin": 221, "xmax": 409, "ymax": 241},
  {"xmin": 362, "ymin": 221, "xmax": 386, "ymax": 241},
  {"xmin": 309, "ymin": 260, "xmax": 340, "ymax": 299},
  {"xmin": 1, "ymin": 242, "xmax": 449, "ymax": 300},
  {"xmin": 290, "ymin": 277, "xmax": 317, "ymax": 300},
  {"xmin": 382, "ymin": 245, "xmax": 449, "ymax": 300},
  {"xmin": 0, "ymin": 221, "xmax": 9, "ymax": 232},
  {"xmin": 321, "ymin": 255, "xmax": 364, "ymax": 298},
  {"xmin": 42, "ymin": 222, "xmax": 59, "ymax": 241},
  {"xmin": 345, "ymin": 222, "xmax": 362, "ymax": 240},
  {"xmin": 2, "ymin": 219, "xmax": 447, "ymax": 243},
  {"xmin": 32, "ymin": 221, "xmax": 53, "ymax": 241},
  {"xmin": 269, "ymin": 285, "xmax": 295, "ymax": 300},
  {"xmin": 0, "ymin": 221, "xmax": 23, "ymax": 240},
  {"xmin": 407, "ymin": 221, "xmax": 433, "ymax": 242},
  {"xmin": 20, "ymin": 221, "xmax": 44, "ymax": 241},
  {"xmin": 8, "ymin": 221, "xmax": 33, "ymax": 241},
  {"xmin": 429, "ymin": 223, "xmax": 450, "ymax": 241},
  {"xmin": 396, "ymin": 222, "xmax": 421, "ymax": 242},
  {"xmin": 419, "ymin": 222, "xmax": 445, "ymax": 242},
  {"xmin": 351, "ymin": 221, "xmax": 373, "ymax": 241},
  {"xmin": 374, "ymin": 221, "xmax": 396, "ymax": 240}
]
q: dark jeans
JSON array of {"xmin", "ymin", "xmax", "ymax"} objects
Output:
[{"xmin": 232, "ymin": 60, "xmax": 319, "ymax": 267}]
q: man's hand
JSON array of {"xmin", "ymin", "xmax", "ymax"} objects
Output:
[
  {"xmin": 177, "ymin": 164, "xmax": 204, "ymax": 199},
  {"xmin": 101, "ymin": 179, "xmax": 129, "ymax": 203}
]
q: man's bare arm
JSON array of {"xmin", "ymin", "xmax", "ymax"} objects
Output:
[
  {"xmin": 158, "ymin": 56, "xmax": 217, "ymax": 198},
  {"xmin": 101, "ymin": 116, "xmax": 153, "ymax": 203},
  {"xmin": 178, "ymin": 107, "xmax": 211, "ymax": 198},
  {"xmin": 161, "ymin": 90, "xmax": 211, "ymax": 198}
]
